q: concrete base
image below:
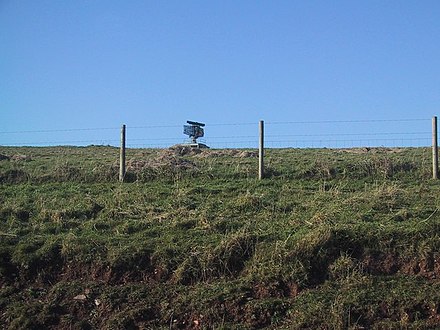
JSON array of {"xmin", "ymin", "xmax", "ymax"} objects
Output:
[{"xmin": 172, "ymin": 143, "xmax": 210, "ymax": 149}]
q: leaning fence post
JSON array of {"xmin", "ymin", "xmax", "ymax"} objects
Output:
[
  {"xmin": 433, "ymin": 116, "xmax": 438, "ymax": 179},
  {"xmin": 259, "ymin": 120, "xmax": 264, "ymax": 180},
  {"xmin": 119, "ymin": 124, "xmax": 126, "ymax": 182}
]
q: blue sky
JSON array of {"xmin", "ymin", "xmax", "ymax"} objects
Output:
[{"xmin": 1, "ymin": 1, "xmax": 439, "ymax": 148}]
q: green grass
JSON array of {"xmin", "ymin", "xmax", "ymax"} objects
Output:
[{"xmin": 1, "ymin": 146, "xmax": 440, "ymax": 329}]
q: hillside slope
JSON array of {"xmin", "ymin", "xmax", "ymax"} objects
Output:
[{"xmin": 1, "ymin": 146, "xmax": 440, "ymax": 329}]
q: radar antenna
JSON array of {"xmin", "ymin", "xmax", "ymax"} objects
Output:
[{"xmin": 182, "ymin": 120, "xmax": 209, "ymax": 148}]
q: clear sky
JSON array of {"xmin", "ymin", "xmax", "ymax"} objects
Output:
[{"xmin": 1, "ymin": 1, "xmax": 439, "ymax": 148}]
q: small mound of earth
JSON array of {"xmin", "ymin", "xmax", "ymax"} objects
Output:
[
  {"xmin": 168, "ymin": 145, "xmax": 203, "ymax": 156},
  {"xmin": 127, "ymin": 150, "xmax": 197, "ymax": 172},
  {"xmin": 126, "ymin": 147, "xmax": 257, "ymax": 173},
  {"xmin": 338, "ymin": 147, "xmax": 404, "ymax": 154},
  {"xmin": 194, "ymin": 149, "xmax": 258, "ymax": 158},
  {"xmin": 11, "ymin": 154, "xmax": 32, "ymax": 161},
  {"xmin": 0, "ymin": 154, "xmax": 10, "ymax": 161},
  {"xmin": 168, "ymin": 146, "xmax": 257, "ymax": 158}
]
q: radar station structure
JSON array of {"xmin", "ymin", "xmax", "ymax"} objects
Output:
[{"xmin": 183, "ymin": 120, "xmax": 209, "ymax": 148}]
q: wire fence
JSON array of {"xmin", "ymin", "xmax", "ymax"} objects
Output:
[
  {"xmin": 126, "ymin": 118, "xmax": 432, "ymax": 149},
  {"xmin": 263, "ymin": 119, "xmax": 431, "ymax": 149},
  {"xmin": 0, "ymin": 118, "xmax": 433, "ymax": 149},
  {"xmin": 0, "ymin": 117, "xmax": 438, "ymax": 182}
]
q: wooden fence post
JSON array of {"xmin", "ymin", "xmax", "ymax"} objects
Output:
[
  {"xmin": 119, "ymin": 124, "xmax": 126, "ymax": 182},
  {"xmin": 259, "ymin": 120, "xmax": 264, "ymax": 180},
  {"xmin": 433, "ymin": 116, "xmax": 438, "ymax": 179}
]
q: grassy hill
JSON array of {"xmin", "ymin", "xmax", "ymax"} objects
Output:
[{"xmin": 1, "ymin": 146, "xmax": 440, "ymax": 329}]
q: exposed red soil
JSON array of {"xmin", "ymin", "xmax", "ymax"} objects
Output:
[
  {"xmin": 3, "ymin": 252, "xmax": 440, "ymax": 329},
  {"xmin": 361, "ymin": 253, "xmax": 440, "ymax": 279},
  {"xmin": 252, "ymin": 280, "xmax": 299, "ymax": 299}
]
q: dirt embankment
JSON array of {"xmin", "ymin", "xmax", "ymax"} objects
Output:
[{"xmin": 126, "ymin": 147, "xmax": 257, "ymax": 174}]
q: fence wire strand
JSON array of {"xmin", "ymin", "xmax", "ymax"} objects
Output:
[{"xmin": 0, "ymin": 118, "xmax": 434, "ymax": 148}]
